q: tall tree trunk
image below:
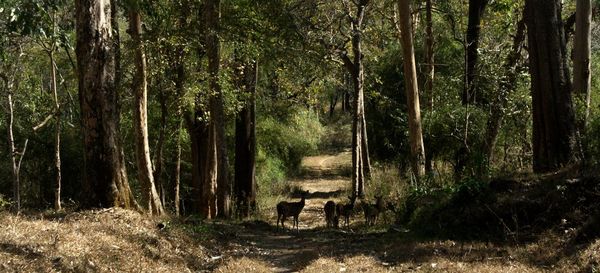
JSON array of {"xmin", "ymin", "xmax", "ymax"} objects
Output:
[
  {"xmin": 174, "ymin": 121, "xmax": 182, "ymax": 216},
  {"xmin": 573, "ymin": 0, "xmax": 592, "ymax": 125},
  {"xmin": 129, "ymin": 9, "xmax": 164, "ymax": 215},
  {"xmin": 424, "ymin": 0, "xmax": 434, "ymax": 110},
  {"xmin": 50, "ymin": 51, "xmax": 62, "ymax": 211},
  {"xmin": 187, "ymin": 112, "xmax": 216, "ymax": 218},
  {"xmin": 155, "ymin": 78, "xmax": 168, "ymax": 207},
  {"xmin": 398, "ymin": 0, "xmax": 426, "ymax": 178},
  {"xmin": 204, "ymin": 0, "xmax": 230, "ymax": 218},
  {"xmin": 483, "ymin": 17, "xmax": 526, "ymax": 165},
  {"xmin": 234, "ymin": 60, "xmax": 258, "ymax": 219},
  {"xmin": 7, "ymin": 92, "xmax": 28, "ymax": 212},
  {"xmin": 463, "ymin": 0, "xmax": 489, "ymax": 104},
  {"xmin": 76, "ymin": 0, "xmax": 136, "ymax": 208},
  {"xmin": 525, "ymin": 0, "xmax": 576, "ymax": 173},
  {"xmin": 343, "ymin": 0, "xmax": 371, "ymax": 197}
]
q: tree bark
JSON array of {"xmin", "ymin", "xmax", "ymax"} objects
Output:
[
  {"xmin": 204, "ymin": 0, "xmax": 230, "ymax": 218},
  {"xmin": 483, "ymin": 17, "xmax": 526, "ymax": 165},
  {"xmin": 573, "ymin": 0, "xmax": 592, "ymax": 124},
  {"xmin": 463, "ymin": 0, "xmax": 489, "ymax": 105},
  {"xmin": 398, "ymin": 0, "xmax": 426, "ymax": 178},
  {"xmin": 155, "ymin": 85, "xmax": 167, "ymax": 206},
  {"xmin": 340, "ymin": 0, "xmax": 371, "ymax": 197},
  {"xmin": 234, "ymin": 60, "xmax": 258, "ymax": 218},
  {"xmin": 525, "ymin": 0, "xmax": 576, "ymax": 173},
  {"xmin": 424, "ymin": 0, "xmax": 434, "ymax": 110},
  {"xmin": 174, "ymin": 121, "xmax": 182, "ymax": 216},
  {"xmin": 128, "ymin": 9, "xmax": 164, "ymax": 215},
  {"xmin": 76, "ymin": 0, "xmax": 136, "ymax": 208},
  {"xmin": 187, "ymin": 111, "xmax": 216, "ymax": 218},
  {"xmin": 50, "ymin": 51, "xmax": 62, "ymax": 211}
]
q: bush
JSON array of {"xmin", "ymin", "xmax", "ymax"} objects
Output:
[{"xmin": 255, "ymin": 108, "xmax": 324, "ymax": 213}]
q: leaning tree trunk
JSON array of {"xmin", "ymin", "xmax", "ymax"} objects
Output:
[
  {"xmin": 464, "ymin": 0, "xmax": 489, "ymax": 105},
  {"xmin": 398, "ymin": 0, "xmax": 426, "ymax": 178},
  {"xmin": 234, "ymin": 60, "xmax": 258, "ymax": 219},
  {"xmin": 129, "ymin": 9, "xmax": 164, "ymax": 215},
  {"xmin": 76, "ymin": 0, "xmax": 136, "ymax": 208},
  {"xmin": 204, "ymin": 0, "xmax": 230, "ymax": 218},
  {"xmin": 525, "ymin": 0, "xmax": 576, "ymax": 173},
  {"xmin": 483, "ymin": 17, "xmax": 526, "ymax": 165},
  {"xmin": 573, "ymin": 0, "xmax": 592, "ymax": 125}
]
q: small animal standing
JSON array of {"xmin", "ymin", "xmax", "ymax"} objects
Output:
[
  {"xmin": 276, "ymin": 190, "xmax": 309, "ymax": 231},
  {"xmin": 324, "ymin": 200, "xmax": 339, "ymax": 228},
  {"xmin": 363, "ymin": 195, "xmax": 384, "ymax": 226},
  {"xmin": 336, "ymin": 195, "xmax": 357, "ymax": 228}
]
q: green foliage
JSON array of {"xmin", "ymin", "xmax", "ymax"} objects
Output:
[{"xmin": 256, "ymin": 108, "xmax": 324, "ymax": 184}]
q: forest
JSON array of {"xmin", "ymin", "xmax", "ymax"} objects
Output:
[{"xmin": 0, "ymin": 0, "xmax": 599, "ymax": 271}]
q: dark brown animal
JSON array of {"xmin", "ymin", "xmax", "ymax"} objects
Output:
[
  {"xmin": 277, "ymin": 190, "xmax": 309, "ymax": 231},
  {"xmin": 363, "ymin": 195, "xmax": 384, "ymax": 226},
  {"xmin": 336, "ymin": 195, "xmax": 357, "ymax": 228},
  {"xmin": 324, "ymin": 200, "xmax": 338, "ymax": 228}
]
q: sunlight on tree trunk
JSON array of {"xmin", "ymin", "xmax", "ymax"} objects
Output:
[{"xmin": 397, "ymin": 0, "xmax": 426, "ymax": 178}]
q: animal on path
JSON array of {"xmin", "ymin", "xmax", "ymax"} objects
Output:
[
  {"xmin": 277, "ymin": 190, "xmax": 309, "ymax": 231},
  {"xmin": 336, "ymin": 195, "xmax": 357, "ymax": 228},
  {"xmin": 363, "ymin": 195, "xmax": 385, "ymax": 226},
  {"xmin": 324, "ymin": 200, "xmax": 339, "ymax": 228}
]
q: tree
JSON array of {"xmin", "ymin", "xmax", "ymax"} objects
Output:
[
  {"xmin": 525, "ymin": 0, "xmax": 576, "ymax": 173},
  {"xmin": 464, "ymin": 0, "xmax": 489, "ymax": 104},
  {"xmin": 573, "ymin": 0, "xmax": 592, "ymax": 125},
  {"xmin": 338, "ymin": 0, "xmax": 372, "ymax": 197},
  {"xmin": 424, "ymin": 0, "xmax": 434, "ymax": 111},
  {"xmin": 1, "ymin": 51, "xmax": 29, "ymax": 212},
  {"xmin": 75, "ymin": 0, "xmax": 136, "ymax": 208},
  {"xmin": 397, "ymin": 0, "xmax": 426, "ymax": 178},
  {"xmin": 205, "ymin": 0, "xmax": 231, "ymax": 218},
  {"xmin": 234, "ymin": 60, "xmax": 257, "ymax": 218},
  {"xmin": 483, "ymin": 16, "xmax": 526, "ymax": 165},
  {"xmin": 128, "ymin": 2, "xmax": 164, "ymax": 215}
]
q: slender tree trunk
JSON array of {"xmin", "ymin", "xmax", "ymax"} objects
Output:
[
  {"xmin": 155, "ymin": 80, "xmax": 168, "ymax": 207},
  {"xmin": 7, "ymin": 92, "xmax": 21, "ymax": 212},
  {"xmin": 464, "ymin": 0, "xmax": 489, "ymax": 104},
  {"xmin": 174, "ymin": 121, "xmax": 182, "ymax": 216},
  {"xmin": 129, "ymin": 9, "xmax": 164, "ymax": 215},
  {"xmin": 234, "ymin": 60, "xmax": 258, "ymax": 218},
  {"xmin": 204, "ymin": 0, "xmax": 230, "ymax": 218},
  {"xmin": 76, "ymin": 0, "xmax": 135, "ymax": 208},
  {"xmin": 483, "ymin": 17, "xmax": 526, "ymax": 165},
  {"xmin": 425, "ymin": 0, "xmax": 434, "ymax": 110},
  {"xmin": 573, "ymin": 0, "xmax": 592, "ymax": 125},
  {"xmin": 50, "ymin": 51, "xmax": 62, "ymax": 211},
  {"xmin": 398, "ymin": 0, "xmax": 426, "ymax": 178},
  {"xmin": 525, "ymin": 0, "xmax": 576, "ymax": 173}
]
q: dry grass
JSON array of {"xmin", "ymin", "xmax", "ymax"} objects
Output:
[{"xmin": 0, "ymin": 208, "xmax": 211, "ymax": 272}]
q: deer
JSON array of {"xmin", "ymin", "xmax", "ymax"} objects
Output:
[
  {"xmin": 277, "ymin": 190, "xmax": 309, "ymax": 232},
  {"xmin": 336, "ymin": 195, "xmax": 357, "ymax": 228},
  {"xmin": 363, "ymin": 195, "xmax": 385, "ymax": 226},
  {"xmin": 324, "ymin": 200, "xmax": 339, "ymax": 228}
]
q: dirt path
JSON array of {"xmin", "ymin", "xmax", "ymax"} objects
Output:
[{"xmin": 215, "ymin": 150, "xmax": 358, "ymax": 272}]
